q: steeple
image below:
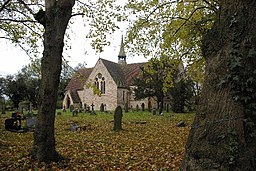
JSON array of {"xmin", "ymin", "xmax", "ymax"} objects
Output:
[{"xmin": 118, "ymin": 35, "xmax": 127, "ymax": 65}]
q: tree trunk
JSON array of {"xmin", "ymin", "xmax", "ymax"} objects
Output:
[
  {"xmin": 181, "ymin": 0, "xmax": 256, "ymax": 170},
  {"xmin": 32, "ymin": 0, "xmax": 74, "ymax": 162}
]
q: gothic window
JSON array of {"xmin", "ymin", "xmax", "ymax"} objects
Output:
[
  {"xmin": 95, "ymin": 78, "xmax": 99, "ymax": 90},
  {"xmin": 95, "ymin": 73, "xmax": 105, "ymax": 94}
]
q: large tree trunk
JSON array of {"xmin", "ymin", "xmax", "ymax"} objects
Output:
[
  {"xmin": 181, "ymin": 0, "xmax": 256, "ymax": 170},
  {"xmin": 32, "ymin": 0, "xmax": 74, "ymax": 162}
]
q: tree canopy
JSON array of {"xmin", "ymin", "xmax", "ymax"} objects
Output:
[
  {"xmin": 0, "ymin": 0, "xmax": 125, "ymax": 58},
  {"xmin": 125, "ymin": 0, "xmax": 218, "ymax": 83}
]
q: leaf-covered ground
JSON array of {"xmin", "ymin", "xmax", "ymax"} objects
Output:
[{"xmin": 0, "ymin": 111, "xmax": 194, "ymax": 170}]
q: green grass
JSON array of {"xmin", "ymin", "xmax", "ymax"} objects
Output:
[{"xmin": 0, "ymin": 110, "xmax": 194, "ymax": 170}]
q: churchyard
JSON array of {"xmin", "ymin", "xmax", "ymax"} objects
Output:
[{"xmin": 0, "ymin": 110, "xmax": 194, "ymax": 170}]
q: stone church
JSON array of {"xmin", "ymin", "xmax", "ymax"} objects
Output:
[{"xmin": 62, "ymin": 37, "xmax": 153, "ymax": 111}]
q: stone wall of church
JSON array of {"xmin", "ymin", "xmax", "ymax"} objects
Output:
[
  {"xmin": 117, "ymin": 88, "xmax": 129, "ymax": 109},
  {"xmin": 82, "ymin": 60, "xmax": 118, "ymax": 111}
]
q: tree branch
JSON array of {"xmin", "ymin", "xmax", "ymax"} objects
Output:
[
  {"xmin": 202, "ymin": 0, "xmax": 218, "ymax": 12},
  {"xmin": 173, "ymin": 6, "xmax": 208, "ymax": 36},
  {"xmin": 17, "ymin": 0, "xmax": 35, "ymax": 15},
  {"xmin": 0, "ymin": 18, "xmax": 36, "ymax": 23},
  {"xmin": 71, "ymin": 13, "xmax": 85, "ymax": 18},
  {"xmin": 145, "ymin": 0, "xmax": 179, "ymax": 22},
  {"xmin": 0, "ymin": 0, "xmax": 11, "ymax": 13}
]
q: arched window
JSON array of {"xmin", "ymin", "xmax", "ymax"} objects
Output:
[{"xmin": 95, "ymin": 73, "xmax": 106, "ymax": 94}]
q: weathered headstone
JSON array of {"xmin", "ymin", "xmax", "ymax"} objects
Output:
[
  {"xmin": 72, "ymin": 109, "xmax": 78, "ymax": 116},
  {"xmin": 152, "ymin": 108, "xmax": 156, "ymax": 115},
  {"xmin": 100, "ymin": 103, "xmax": 104, "ymax": 112},
  {"xmin": 113, "ymin": 106, "xmax": 123, "ymax": 131},
  {"xmin": 141, "ymin": 103, "xmax": 145, "ymax": 111},
  {"xmin": 91, "ymin": 103, "xmax": 96, "ymax": 115},
  {"xmin": 29, "ymin": 102, "xmax": 33, "ymax": 113},
  {"xmin": 25, "ymin": 116, "xmax": 37, "ymax": 129},
  {"xmin": 148, "ymin": 101, "xmax": 152, "ymax": 112},
  {"xmin": 91, "ymin": 103, "xmax": 94, "ymax": 111},
  {"xmin": 136, "ymin": 104, "xmax": 139, "ymax": 111},
  {"xmin": 158, "ymin": 102, "xmax": 162, "ymax": 115},
  {"xmin": 124, "ymin": 103, "xmax": 129, "ymax": 113}
]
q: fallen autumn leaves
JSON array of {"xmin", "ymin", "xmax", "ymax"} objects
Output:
[{"xmin": 0, "ymin": 111, "xmax": 194, "ymax": 170}]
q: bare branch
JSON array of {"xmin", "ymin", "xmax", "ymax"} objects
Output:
[
  {"xmin": 0, "ymin": 36, "xmax": 16, "ymax": 41},
  {"xmin": 0, "ymin": 18, "xmax": 36, "ymax": 23},
  {"xmin": 71, "ymin": 13, "xmax": 85, "ymax": 18}
]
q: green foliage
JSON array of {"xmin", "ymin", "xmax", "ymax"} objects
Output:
[
  {"xmin": 1, "ymin": 0, "xmax": 126, "ymax": 61},
  {"xmin": 227, "ymin": 130, "xmax": 239, "ymax": 166},
  {"xmin": 134, "ymin": 56, "xmax": 180, "ymax": 100},
  {"xmin": 2, "ymin": 75, "xmax": 29, "ymax": 108},
  {"xmin": 125, "ymin": 0, "xmax": 218, "ymax": 80},
  {"xmin": 0, "ymin": 0, "xmax": 43, "ymax": 57},
  {"xmin": 170, "ymin": 79, "xmax": 194, "ymax": 113}
]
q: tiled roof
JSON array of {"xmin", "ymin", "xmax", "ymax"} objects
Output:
[
  {"xmin": 65, "ymin": 68, "xmax": 93, "ymax": 91},
  {"xmin": 124, "ymin": 62, "xmax": 145, "ymax": 85},
  {"xmin": 101, "ymin": 58, "xmax": 128, "ymax": 87}
]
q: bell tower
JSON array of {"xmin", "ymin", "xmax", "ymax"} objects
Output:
[{"xmin": 118, "ymin": 35, "xmax": 127, "ymax": 65}]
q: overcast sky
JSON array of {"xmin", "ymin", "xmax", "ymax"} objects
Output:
[{"xmin": 0, "ymin": 18, "xmax": 148, "ymax": 76}]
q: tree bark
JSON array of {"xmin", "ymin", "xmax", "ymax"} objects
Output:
[
  {"xmin": 181, "ymin": 0, "xmax": 256, "ymax": 170},
  {"xmin": 32, "ymin": 0, "xmax": 74, "ymax": 162}
]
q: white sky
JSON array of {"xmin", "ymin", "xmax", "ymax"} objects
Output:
[{"xmin": 0, "ymin": 18, "xmax": 148, "ymax": 76}]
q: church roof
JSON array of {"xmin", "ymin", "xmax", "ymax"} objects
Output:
[
  {"xmin": 101, "ymin": 58, "xmax": 128, "ymax": 87},
  {"xmin": 65, "ymin": 67, "xmax": 93, "ymax": 91},
  {"xmin": 125, "ymin": 62, "xmax": 145, "ymax": 85}
]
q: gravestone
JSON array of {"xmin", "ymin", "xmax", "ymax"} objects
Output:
[
  {"xmin": 72, "ymin": 109, "xmax": 78, "ymax": 116},
  {"xmin": 136, "ymin": 104, "xmax": 139, "ymax": 111},
  {"xmin": 158, "ymin": 102, "xmax": 162, "ymax": 115},
  {"xmin": 26, "ymin": 117, "xmax": 37, "ymax": 127},
  {"xmin": 25, "ymin": 116, "xmax": 37, "ymax": 130},
  {"xmin": 124, "ymin": 103, "xmax": 129, "ymax": 113},
  {"xmin": 152, "ymin": 108, "xmax": 156, "ymax": 115},
  {"xmin": 141, "ymin": 103, "xmax": 145, "ymax": 111},
  {"xmin": 113, "ymin": 106, "xmax": 123, "ymax": 131},
  {"xmin": 100, "ymin": 103, "xmax": 104, "ymax": 112},
  {"xmin": 91, "ymin": 103, "xmax": 96, "ymax": 115}
]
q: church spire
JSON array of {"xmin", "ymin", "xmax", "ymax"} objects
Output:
[{"xmin": 118, "ymin": 35, "xmax": 126, "ymax": 65}]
